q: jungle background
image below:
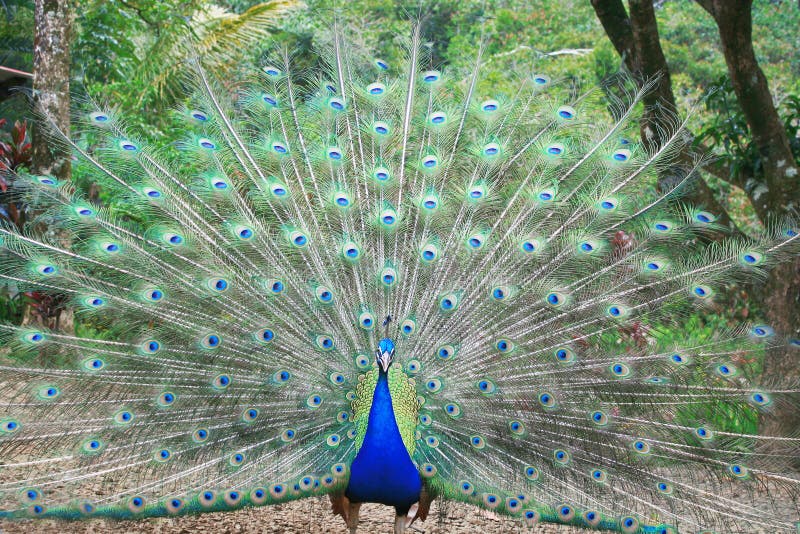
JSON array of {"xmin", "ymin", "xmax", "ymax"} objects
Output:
[
  {"xmin": 0, "ymin": 1, "xmax": 798, "ymax": 531},
  {"xmin": 0, "ymin": 0, "xmax": 800, "ymax": 532}
]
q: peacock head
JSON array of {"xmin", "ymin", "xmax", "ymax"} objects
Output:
[{"xmin": 376, "ymin": 338, "xmax": 396, "ymax": 373}]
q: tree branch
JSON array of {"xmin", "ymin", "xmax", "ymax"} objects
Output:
[
  {"xmin": 693, "ymin": 0, "xmax": 799, "ymax": 220},
  {"xmin": 590, "ymin": 0, "xmax": 636, "ymax": 66},
  {"xmin": 591, "ymin": 0, "xmax": 736, "ymax": 230}
]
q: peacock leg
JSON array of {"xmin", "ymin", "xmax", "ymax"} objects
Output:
[
  {"xmin": 394, "ymin": 514, "xmax": 407, "ymax": 534},
  {"xmin": 346, "ymin": 501, "xmax": 361, "ymax": 534}
]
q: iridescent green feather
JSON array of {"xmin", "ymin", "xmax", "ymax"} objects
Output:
[{"xmin": 351, "ymin": 366, "xmax": 420, "ymax": 456}]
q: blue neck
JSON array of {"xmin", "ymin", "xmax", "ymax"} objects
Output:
[{"xmin": 345, "ymin": 370, "xmax": 421, "ymax": 514}]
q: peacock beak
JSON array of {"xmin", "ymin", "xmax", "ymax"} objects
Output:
[{"xmin": 377, "ymin": 352, "xmax": 392, "ymax": 372}]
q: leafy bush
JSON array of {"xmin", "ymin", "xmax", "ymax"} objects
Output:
[{"xmin": 697, "ymin": 76, "xmax": 800, "ymax": 185}]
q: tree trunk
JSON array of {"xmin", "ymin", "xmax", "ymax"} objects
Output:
[
  {"xmin": 590, "ymin": 0, "xmax": 735, "ymax": 229},
  {"xmin": 32, "ymin": 0, "xmax": 72, "ymax": 182},
  {"xmin": 758, "ymin": 255, "xmax": 800, "ymax": 464},
  {"xmin": 29, "ymin": 0, "xmax": 73, "ymax": 333},
  {"xmin": 695, "ymin": 0, "xmax": 800, "ymax": 443},
  {"xmin": 695, "ymin": 0, "xmax": 800, "ymax": 217}
]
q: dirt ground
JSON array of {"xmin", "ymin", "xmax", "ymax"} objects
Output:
[
  {"xmin": 2, "ymin": 488, "xmax": 798, "ymax": 533},
  {"xmin": 0, "ymin": 498, "xmax": 590, "ymax": 533}
]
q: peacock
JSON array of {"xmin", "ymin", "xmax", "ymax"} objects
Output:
[{"xmin": 1, "ymin": 25, "xmax": 799, "ymax": 534}]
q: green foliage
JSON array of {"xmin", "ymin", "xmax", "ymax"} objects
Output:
[
  {"xmin": 73, "ymin": 1, "xmax": 166, "ymax": 86},
  {"xmin": 677, "ymin": 390, "xmax": 760, "ymax": 437},
  {"xmin": 657, "ymin": 313, "xmax": 763, "ymax": 436},
  {"xmin": 592, "ymin": 300, "xmax": 765, "ymax": 437},
  {"xmin": 693, "ymin": 78, "xmax": 800, "ymax": 234},
  {"xmin": 697, "ymin": 76, "xmax": 800, "ymax": 185},
  {"xmin": 276, "ymin": 1, "xmax": 602, "ymax": 98},
  {"xmin": 658, "ymin": 0, "xmax": 800, "ymax": 97},
  {"xmin": 781, "ymin": 94, "xmax": 800, "ymax": 162},
  {"xmin": 135, "ymin": 1, "xmax": 298, "ymax": 105},
  {"xmin": 0, "ymin": 286, "xmax": 27, "ymax": 324},
  {"xmin": 0, "ymin": 1, "xmax": 34, "ymax": 125},
  {"xmin": 72, "ymin": 0, "xmax": 297, "ymax": 138},
  {"xmin": 0, "ymin": 0, "xmax": 34, "ymax": 72},
  {"xmin": 74, "ymin": 317, "xmax": 120, "ymax": 342}
]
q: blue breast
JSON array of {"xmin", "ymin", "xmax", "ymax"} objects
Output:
[{"xmin": 345, "ymin": 371, "xmax": 421, "ymax": 513}]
